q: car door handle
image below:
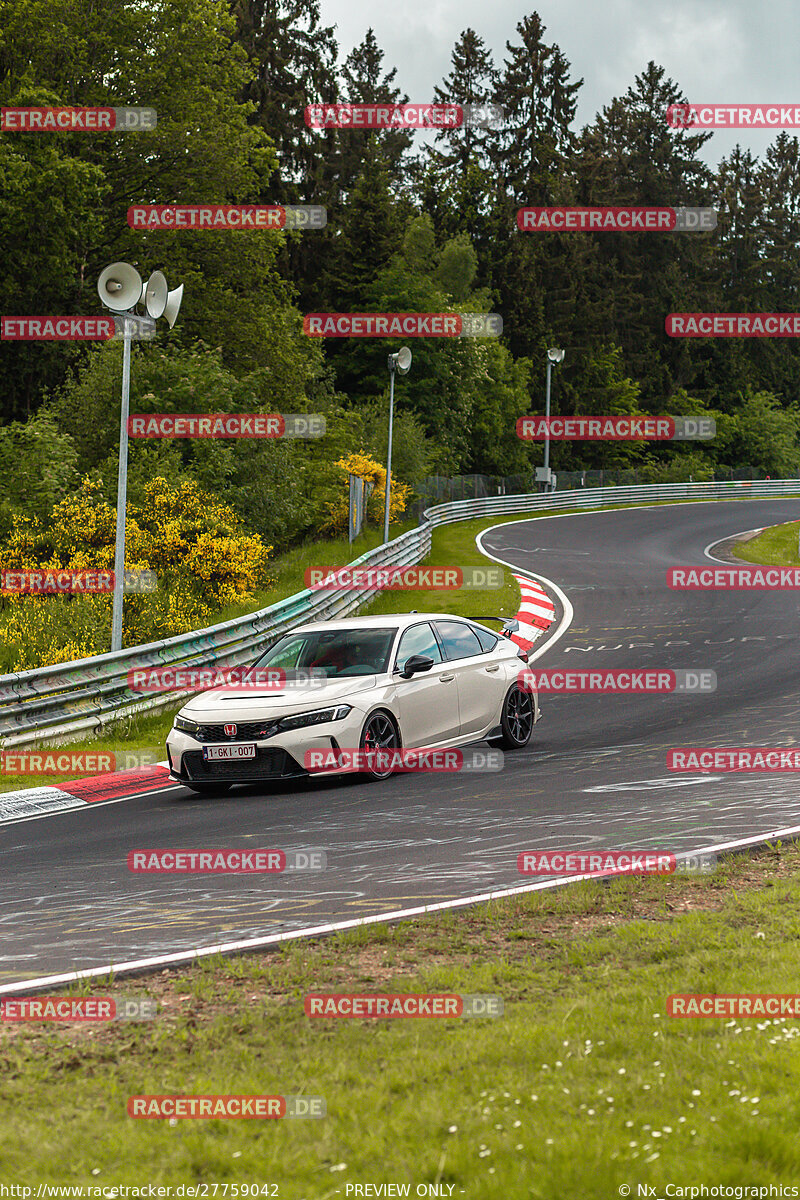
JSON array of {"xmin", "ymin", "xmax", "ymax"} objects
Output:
[
  {"xmin": 440, "ymin": 673, "xmax": 455, "ymax": 682},
  {"xmin": 484, "ymin": 664, "xmax": 500, "ymax": 672}
]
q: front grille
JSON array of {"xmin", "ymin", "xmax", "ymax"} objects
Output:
[
  {"xmin": 193, "ymin": 721, "xmax": 279, "ymax": 742},
  {"xmin": 181, "ymin": 748, "xmax": 304, "ymax": 781}
]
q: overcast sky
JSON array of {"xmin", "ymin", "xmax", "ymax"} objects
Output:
[{"xmin": 318, "ymin": 0, "xmax": 800, "ymax": 167}]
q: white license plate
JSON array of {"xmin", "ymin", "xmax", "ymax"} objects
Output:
[{"xmin": 203, "ymin": 744, "xmax": 257, "ymax": 761}]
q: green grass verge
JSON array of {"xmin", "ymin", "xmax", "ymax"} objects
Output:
[
  {"xmin": 732, "ymin": 519, "xmax": 800, "ymax": 566},
  {"xmin": 1, "ymin": 844, "xmax": 799, "ymax": 1192}
]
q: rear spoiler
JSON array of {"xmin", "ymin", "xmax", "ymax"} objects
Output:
[{"xmin": 474, "ymin": 616, "xmax": 520, "ymax": 639}]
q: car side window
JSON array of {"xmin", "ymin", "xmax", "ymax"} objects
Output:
[
  {"xmin": 472, "ymin": 624, "xmax": 499, "ymax": 651},
  {"xmin": 394, "ymin": 623, "xmax": 443, "ymax": 671},
  {"xmin": 434, "ymin": 620, "xmax": 484, "ymax": 661}
]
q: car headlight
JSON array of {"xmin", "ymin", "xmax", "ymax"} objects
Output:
[
  {"xmin": 277, "ymin": 705, "xmax": 352, "ymax": 731},
  {"xmin": 174, "ymin": 714, "xmax": 199, "ymax": 734}
]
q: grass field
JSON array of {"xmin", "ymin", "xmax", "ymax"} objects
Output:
[
  {"xmin": 1, "ymin": 844, "xmax": 799, "ymax": 1192},
  {"xmin": 732, "ymin": 519, "xmax": 800, "ymax": 566}
]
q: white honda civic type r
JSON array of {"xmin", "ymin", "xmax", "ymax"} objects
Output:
[{"xmin": 166, "ymin": 613, "xmax": 540, "ymax": 794}]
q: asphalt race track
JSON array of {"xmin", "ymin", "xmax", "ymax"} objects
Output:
[{"xmin": 3, "ymin": 498, "xmax": 800, "ymax": 987}]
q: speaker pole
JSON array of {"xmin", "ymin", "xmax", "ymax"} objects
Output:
[
  {"xmin": 97, "ymin": 260, "xmax": 183, "ymax": 651},
  {"xmin": 111, "ymin": 325, "xmax": 132, "ymax": 652}
]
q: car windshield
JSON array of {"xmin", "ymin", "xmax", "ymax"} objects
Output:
[{"xmin": 252, "ymin": 627, "xmax": 396, "ymax": 678}]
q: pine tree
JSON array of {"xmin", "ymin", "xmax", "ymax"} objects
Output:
[
  {"xmin": 336, "ymin": 29, "xmax": 413, "ymax": 200},
  {"xmin": 574, "ymin": 62, "xmax": 715, "ymax": 403},
  {"xmin": 230, "ymin": 0, "xmax": 339, "ymax": 204},
  {"xmin": 483, "ymin": 13, "xmax": 582, "ymax": 364}
]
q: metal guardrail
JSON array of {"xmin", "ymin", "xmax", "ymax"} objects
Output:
[
  {"xmin": 421, "ymin": 478, "xmax": 800, "ymax": 527},
  {"xmin": 1, "ymin": 479, "xmax": 797, "ymax": 748}
]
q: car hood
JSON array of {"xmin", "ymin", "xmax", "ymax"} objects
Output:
[{"xmin": 180, "ymin": 674, "xmax": 380, "ymax": 719}]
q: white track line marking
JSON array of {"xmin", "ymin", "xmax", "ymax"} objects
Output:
[
  {"xmin": 2, "ymin": 823, "xmax": 799, "ymax": 995},
  {"xmin": 703, "ymin": 527, "xmax": 766, "ymax": 562}
]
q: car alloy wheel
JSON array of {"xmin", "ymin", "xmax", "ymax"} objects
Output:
[
  {"xmin": 491, "ymin": 684, "xmax": 534, "ymax": 749},
  {"xmin": 359, "ymin": 710, "xmax": 400, "ymax": 780}
]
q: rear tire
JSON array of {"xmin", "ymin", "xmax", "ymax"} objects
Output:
[
  {"xmin": 358, "ymin": 710, "xmax": 400, "ymax": 780},
  {"xmin": 488, "ymin": 684, "xmax": 534, "ymax": 750}
]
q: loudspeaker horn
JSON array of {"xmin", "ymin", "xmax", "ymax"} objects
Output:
[
  {"xmin": 143, "ymin": 271, "xmax": 168, "ymax": 319},
  {"xmin": 163, "ymin": 283, "xmax": 184, "ymax": 329},
  {"xmin": 97, "ymin": 262, "xmax": 143, "ymax": 312}
]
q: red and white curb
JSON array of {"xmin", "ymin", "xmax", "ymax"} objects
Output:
[
  {"xmin": 0, "ymin": 764, "xmax": 173, "ymax": 825},
  {"xmin": 510, "ymin": 573, "xmax": 556, "ymax": 650}
]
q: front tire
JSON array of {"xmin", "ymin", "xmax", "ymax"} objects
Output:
[
  {"xmin": 488, "ymin": 684, "xmax": 534, "ymax": 750},
  {"xmin": 358, "ymin": 710, "xmax": 400, "ymax": 780}
]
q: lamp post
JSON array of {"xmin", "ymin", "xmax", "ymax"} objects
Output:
[
  {"xmin": 97, "ymin": 262, "xmax": 184, "ymax": 651},
  {"xmin": 542, "ymin": 346, "xmax": 564, "ymax": 491},
  {"xmin": 383, "ymin": 346, "xmax": 412, "ymax": 544}
]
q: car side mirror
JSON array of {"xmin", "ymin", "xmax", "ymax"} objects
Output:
[
  {"xmin": 501, "ymin": 618, "xmax": 520, "ymax": 637},
  {"xmin": 399, "ymin": 654, "xmax": 435, "ymax": 679}
]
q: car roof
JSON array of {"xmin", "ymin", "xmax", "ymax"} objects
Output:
[{"xmin": 286, "ymin": 613, "xmax": 498, "ymax": 635}]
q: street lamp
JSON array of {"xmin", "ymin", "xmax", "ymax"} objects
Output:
[
  {"xmin": 540, "ymin": 346, "xmax": 564, "ymax": 491},
  {"xmin": 97, "ymin": 262, "xmax": 184, "ymax": 652},
  {"xmin": 384, "ymin": 346, "xmax": 412, "ymax": 544}
]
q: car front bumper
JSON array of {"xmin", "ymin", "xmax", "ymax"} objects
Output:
[{"xmin": 166, "ymin": 708, "xmax": 371, "ymax": 785}]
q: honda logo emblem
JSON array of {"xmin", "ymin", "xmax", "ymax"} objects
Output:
[{"xmin": 224, "ymin": 724, "xmax": 237, "ymax": 737}]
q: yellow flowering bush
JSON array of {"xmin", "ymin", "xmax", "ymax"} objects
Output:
[
  {"xmin": 0, "ymin": 476, "xmax": 273, "ymax": 669},
  {"xmin": 322, "ymin": 452, "xmax": 412, "ymax": 535}
]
